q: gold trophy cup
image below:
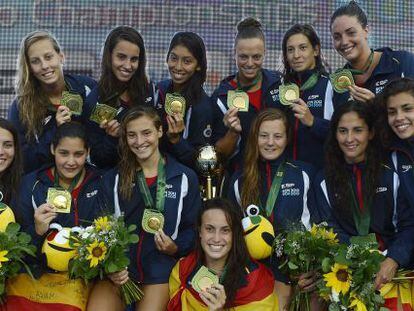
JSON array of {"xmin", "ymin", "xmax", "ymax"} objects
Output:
[{"xmin": 196, "ymin": 145, "xmax": 218, "ymax": 200}]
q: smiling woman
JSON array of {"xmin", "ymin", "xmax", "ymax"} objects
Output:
[
  {"xmin": 8, "ymin": 30, "xmax": 96, "ymax": 173},
  {"xmin": 88, "ymin": 106, "xmax": 201, "ymax": 311},
  {"xmin": 168, "ymin": 198, "xmax": 277, "ymax": 310}
]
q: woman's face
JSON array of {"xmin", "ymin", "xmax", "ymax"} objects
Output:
[
  {"xmin": 167, "ymin": 44, "xmax": 199, "ymax": 88},
  {"xmin": 286, "ymin": 33, "xmax": 318, "ymax": 73},
  {"xmin": 126, "ymin": 116, "xmax": 162, "ymax": 163},
  {"xmin": 387, "ymin": 92, "xmax": 414, "ymax": 140},
  {"xmin": 111, "ymin": 40, "xmax": 140, "ymax": 83},
  {"xmin": 27, "ymin": 39, "xmax": 64, "ymax": 87},
  {"xmin": 51, "ymin": 137, "xmax": 89, "ymax": 182},
  {"xmin": 336, "ymin": 111, "xmax": 373, "ymax": 164},
  {"xmin": 0, "ymin": 128, "xmax": 15, "ymax": 174},
  {"xmin": 258, "ymin": 119, "xmax": 288, "ymax": 161},
  {"xmin": 199, "ymin": 209, "xmax": 232, "ymax": 267},
  {"xmin": 331, "ymin": 15, "xmax": 369, "ymax": 63},
  {"xmin": 235, "ymin": 37, "xmax": 265, "ymax": 83}
]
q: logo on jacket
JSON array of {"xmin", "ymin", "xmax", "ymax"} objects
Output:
[
  {"xmin": 43, "ymin": 115, "xmax": 52, "ymax": 125},
  {"xmin": 281, "ymin": 183, "xmax": 300, "ymax": 196},
  {"xmin": 203, "ymin": 125, "xmax": 212, "ymax": 138},
  {"xmin": 402, "ymin": 165, "xmax": 412, "ymax": 173},
  {"xmin": 376, "ymin": 187, "xmax": 387, "ymax": 193},
  {"xmin": 86, "ymin": 190, "xmax": 98, "ymax": 198}
]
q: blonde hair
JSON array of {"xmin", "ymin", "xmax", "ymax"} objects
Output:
[{"xmin": 15, "ymin": 30, "xmax": 63, "ymax": 140}]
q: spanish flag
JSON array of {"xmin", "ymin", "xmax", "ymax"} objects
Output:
[
  {"xmin": 381, "ymin": 281, "xmax": 413, "ymax": 311},
  {"xmin": 167, "ymin": 252, "xmax": 277, "ymax": 311},
  {"xmin": 1, "ymin": 273, "xmax": 90, "ymax": 311}
]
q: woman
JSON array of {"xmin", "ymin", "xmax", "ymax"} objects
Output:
[
  {"xmin": 211, "ymin": 17, "xmax": 282, "ymax": 175},
  {"xmin": 156, "ymin": 31, "xmax": 212, "ymax": 169},
  {"xmin": 9, "ymin": 30, "xmax": 96, "ymax": 173},
  {"xmin": 168, "ymin": 198, "xmax": 277, "ymax": 310},
  {"xmin": 0, "ymin": 119, "xmax": 23, "ymax": 206},
  {"xmin": 227, "ymin": 108, "xmax": 318, "ymax": 310},
  {"xmin": 330, "ymin": 1, "xmax": 414, "ymax": 107},
  {"xmin": 5, "ymin": 121, "xmax": 101, "ymax": 310},
  {"xmin": 84, "ymin": 26, "xmax": 156, "ymax": 169},
  {"xmin": 280, "ymin": 24, "xmax": 334, "ymax": 169},
  {"xmin": 88, "ymin": 106, "xmax": 201, "ymax": 311},
  {"xmin": 316, "ymin": 101, "xmax": 414, "ymax": 301}
]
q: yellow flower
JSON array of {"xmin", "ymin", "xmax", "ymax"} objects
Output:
[
  {"xmin": 86, "ymin": 240, "xmax": 107, "ymax": 267},
  {"xmin": 349, "ymin": 293, "xmax": 367, "ymax": 311},
  {"xmin": 94, "ymin": 216, "xmax": 111, "ymax": 232},
  {"xmin": 310, "ymin": 224, "xmax": 338, "ymax": 244},
  {"xmin": 0, "ymin": 250, "xmax": 9, "ymax": 267},
  {"xmin": 324, "ymin": 263, "xmax": 352, "ymax": 295}
]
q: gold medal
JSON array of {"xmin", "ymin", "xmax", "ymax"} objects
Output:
[
  {"xmin": 61, "ymin": 91, "xmax": 83, "ymax": 115},
  {"xmin": 142, "ymin": 209, "xmax": 164, "ymax": 234},
  {"xmin": 191, "ymin": 265, "xmax": 219, "ymax": 293},
  {"xmin": 227, "ymin": 90, "xmax": 249, "ymax": 112},
  {"xmin": 165, "ymin": 93, "xmax": 186, "ymax": 115},
  {"xmin": 279, "ymin": 84, "xmax": 299, "ymax": 105},
  {"xmin": 330, "ymin": 69, "xmax": 355, "ymax": 93},
  {"xmin": 90, "ymin": 103, "xmax": 118, "ymax": 124},
  {"xmin": 47, "ymin": 188, "xmax": 71, "ymax": 213}
]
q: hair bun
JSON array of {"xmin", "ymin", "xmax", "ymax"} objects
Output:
[{"xmin": 237, "ymin": 17, "xmax": 262, "ymax": 33}]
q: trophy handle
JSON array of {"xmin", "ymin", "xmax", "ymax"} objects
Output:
[{"xmin": 206, "ymin": 175, "xmax": 212, "ymax": 200}]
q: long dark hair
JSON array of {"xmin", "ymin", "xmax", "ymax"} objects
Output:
[
  {"xmin": 196, "ymin": 198, "xmax": 249, "ymax": 306},
  {"xmin": 118, "ymin": 106, "xmax": 162, "ymax": 200},
  {"xmin": 0, "ymin": 119, "xmax": 22, "ymax": 205},
  {"xmin": 330, "ymin": 1, "xmax": 368, "ymax": 28},
  {"xmin": 282, "ymin": 24, "xmax": 328, "ymax": 83},
  {"xmin": 325, "ymin": 101, "xmax": 382, "ymax": 216},
  {"xmin": 98, "ymin": 26, "xmax": 149, "ymax": 107},
  {"xmin": 166, "ymin": 32, "xmax": 207, "ymax": 107},
  {"xmin": 377, "ymin": 78, "xmax": 414, "ymax": 147},
  {"xmin": 51, "ymin": 121, "xmax": 90, "ymax": 151}
]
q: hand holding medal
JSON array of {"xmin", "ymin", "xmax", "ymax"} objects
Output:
[
  {"xmin": 34, "ymin": 203, "xmax": 57, "ymax": 236},
  {"xmin": 154, "ymin": 229, "xmax": 178, "ymax": 256},
  {"xmin": 60, "ymin": 91, "xmax": 83, "ymax": 116},
  {"xmin": 55, "ymin": 105, "xmax": 72, "ymax": 126}
]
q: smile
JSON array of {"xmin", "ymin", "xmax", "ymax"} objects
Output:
[{"xmin": 47, "ymin": 243, "xmax": 73, "ymax": 252}]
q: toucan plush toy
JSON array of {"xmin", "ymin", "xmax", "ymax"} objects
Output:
[{"xmin": 242, "ymin": 205, "xmax": 275, "ymax": 260}]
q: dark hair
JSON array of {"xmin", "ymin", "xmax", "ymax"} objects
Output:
[
  {"xmin": 118, "ymin": 106, "xmax": 162, "ymax": 200},
  {"xmin": 234, "ymin": 17, "xmax": 265, "ymax": 47},
  {"xmin": 0, "ymin": 119, "xmax": 22, "ymax": 205},
  {"xmin": 98, "ymin": 26, "xmax": 149, "ymax": 107},
  {"xmin": 377, "ymin": 78, "xmax": 414, "ymax": 145},
  {"xmin": 51, "ymin": 121, "xmax": 89, "ymax": 150},
  {"xmin": 196, "ymin": 198, "xmax": 249, "ymax": 306},
  {"xmin": 282, "ymin": 24, "xmax": 328, "ymax": 83},
  {"xmin": 325, "ymin": 101, "xmax": 381, "ymax": 217},
  {"xmin": 330, "ymin": 1, "xmax": 368, "ymax": 28},
  {"xmin": 166, "ymin": 32, "xmax": 207, "ymax": 107}
]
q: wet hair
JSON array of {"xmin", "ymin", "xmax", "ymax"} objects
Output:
[
  {"xmin": 377, "ymin": 78, "xmax": 414, "ymax": 144},
  {"xmin": 15, "ymin": 30, "xmax": 63, "ymax": 140},
  {"xmin": 118, "ymin": 106, "xmax": 162, "ymax": 200},
  {"xmin": 51, "ymin": 121, "xmax": 89, "ymax": 150},
  {"xmin": 234, "ymin": 17, "xmax": 265, "ymax": 47},
  {"xmin": 196, "ymin": 198, "xmax": 249, "ymax": 306},
  {"xmin": 282, "ymin": 24, "xmax": 328, "ymax": 83},
  {"xmin": 166, "ymin": 32, "xmax": 207, "ymax": 107},
  {"xmin": 242, "ymin": 108, "xmax": 291, "ymax": 209},
  {"xmin": 0, "ymin": 119, "xmax": 22, "ymax": 205},
  {"xmin": 325, "ymin": 101, "xmax": 382, "ymax": 218},
  {"xmin": 99, "ymin": 26, "xmax": 149, "ymax": 107},
  {"xmin": 330, "ymin": 1, "xmax": 368, "ymax": 28}
]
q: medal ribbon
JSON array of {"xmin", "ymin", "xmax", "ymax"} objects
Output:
[
  {"xmin": 53, "ymin": 169, "xmax": 83, "ymax": 193},
  {"xmin": 298, "ymin": 71, "xmax": 319, "ymax": 91},
  {"xmin": 348, "ymin": 165, "xmax": 371, "ymax": 236},
  {"xmin": 345, "ymin": 49, "xmax": 374, "ymax": 75},
  {"xmin": 263, "ymin": 161, "xmax": 286, "ymax": 218},
  {"xmin": 137, "ymin": 157, "xmax": 166, "ymax": 213},
  {"xmin": 236, "ymin": 71, "xmax": 262, "ymax": 92}
]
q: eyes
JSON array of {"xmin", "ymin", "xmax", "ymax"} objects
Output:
[
  {"xmin": 388, "ymin": 105, "xmax": 414, "ymax": 116},
  {"xmin": 2, "ymin": 142, "xmax": 13, "ymax": 149},
  {"xmin": 287, "ymin": 45, "xmax": 309, "ymax": 54},
  {"xmin": 238, "ymin": 54, "xmax": 263, "ymax": 62},
  {"xmin": 30, "ymin": 53, "xmax": 55, "ymax": 65},
  {"xmin": 115, "ymin": 53, "xmax": 139, "ymax": 64},
  {"xmin": 168, "ymin": 53, "xmax": 196, "ymax": 65},
  {"xmin": 57, "ymin": 150, "xmax": 87, "ymax": 157},
  {"xmin": 204, "ymin": 225, "xmax": 231, "ymax": 234},
  {"xmin": 337, "ymin": 127, "xmax": 365, "ymax": 135},
  {"xmin": 127, "ymin": 130, "xmax": 153, "ymax": 139}
]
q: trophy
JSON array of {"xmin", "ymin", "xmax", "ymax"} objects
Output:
[{"xmin": 196, "ymin": 145, "xmax": 218, "ymax": 200}]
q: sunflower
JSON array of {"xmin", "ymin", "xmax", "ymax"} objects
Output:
[
  {"xmin": 349, "ymin": 293, "xmax": 367, "ymax": 311},
  {"xmin": 324, "ymin": 263, "xmax": 352, "ymax": 295},
  {"xmin": 0, "ymin": 250, "xmax": 9, "ymax": 268},
  {"xmin": 94, "ymin": 216, "xmax": 111, "ymax": 232},
  {"xmin": 86, "ymin": 240, "xmax": 107, "ymax": 267}
]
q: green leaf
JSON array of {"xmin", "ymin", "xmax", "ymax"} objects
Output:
[
  {"xmin": 128, "ymin": 234, "xmax": 139, "ymax": 244},
  {"xmin": 288, "ymin": 261, "xmax": 298, "ymax": 270},
  {"xmin": 321, "ymin": 257, "xmax": 331, "ymax": 273}
]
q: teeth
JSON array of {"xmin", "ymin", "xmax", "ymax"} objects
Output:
[
  {"xmin": 396, "ymin": 124, "xmax": 410, "ymax": 131},
  {"xmin": 209, "ymin": 245, "xmax": 223, "ymax": 251}
]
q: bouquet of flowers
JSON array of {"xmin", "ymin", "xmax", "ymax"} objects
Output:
[
  {"xmin": 318, "ymin": 234, "xmax": 387, "ymax": 311},
  {"xmin": 273, "ymin": 223, "xmax": 339, "ymax": 311},
  {"xmin": 68, "ymin": 215, "xmax": 143, "ymax": 305},
  {"xmin": 0, "ymin": 222, "xmax": 36, "ymax": 304}
]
